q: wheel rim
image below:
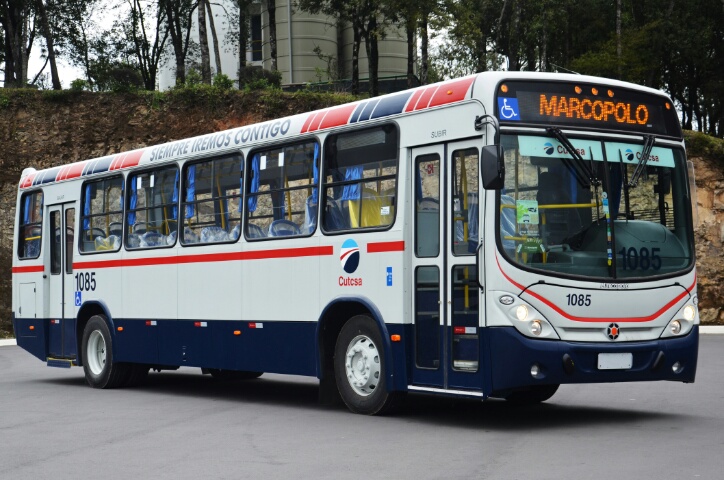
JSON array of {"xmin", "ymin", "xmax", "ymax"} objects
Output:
[
  {"xmin": 344, "ymin": 334, "xmax": 381, "ymax": 396},
  {"xmin": 86, "ymin": 330, "xmax": 106, "ymax": 376}
]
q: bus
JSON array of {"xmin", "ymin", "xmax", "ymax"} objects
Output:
[{"xmin": 12, "ymin": 72, "xmax": 699, "ymax": 414}]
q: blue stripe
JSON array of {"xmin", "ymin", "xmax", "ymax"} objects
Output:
[
  {"xmin": 38, "ymin": 167, "xmax": 62, "ymax": 185},
  {"xmin": 370, "ymin": 92, "xmax": 413, "ymax": 119},
  {"xmin": 350, "ymin": 102, "xmax": 367, "ymax": 123},
  {"xmin": 356, "ymin": 99, "xmax": 381, "ymax": 122},
  {"xmin": 87, "ymin": 156, "xmax": 115, "ymax": 175}
]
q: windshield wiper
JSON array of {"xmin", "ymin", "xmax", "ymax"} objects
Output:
[
  {"xmin": 628, "ymin": 134, "xmax": 656, "ymax": 187},
  {"xmin": 546, "ymin": 127, "xmax": 600, "ymax": 187}
]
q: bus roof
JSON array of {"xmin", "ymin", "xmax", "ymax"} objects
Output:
[{"xmin": 19, "ymin": 72, "xmax": 675, "ymax": 190}]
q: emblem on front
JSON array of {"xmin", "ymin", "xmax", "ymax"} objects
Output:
[{"xmin": 607, "ymin": 323, "xmax": 620, "ymax": 340}]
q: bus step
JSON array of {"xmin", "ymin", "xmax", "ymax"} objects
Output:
[{"xmin": 46, "ymin": 358, "xmax": 74, "ymax": 369}]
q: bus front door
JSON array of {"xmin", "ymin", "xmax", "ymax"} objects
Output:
[
  {"xmin": 46, "ymin": 203, "xmax": 76, "ymax": 360},
  {"xmin": 411, "ymin": 142, "xmax": 484, "ymax": 393}
]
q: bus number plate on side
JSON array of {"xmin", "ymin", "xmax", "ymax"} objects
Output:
[{"xmin": 597, "ymin": 353, "xmax": 633, "ymax": 370}]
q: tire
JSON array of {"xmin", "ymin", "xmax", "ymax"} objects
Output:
[
  {"xmin": 207, "ymin": 369, "xmax": 263, "ymax": 381},
  {"xmin": 81, "ymin": 315, "xmax": 129, "ymax": 389},
  {"xmin": 334, "ymin": 315, "xmax": 403, "ymax": 415},
  {"xmin": 504, "ymin": 384, "xmax": 560, "ymax": 405}
]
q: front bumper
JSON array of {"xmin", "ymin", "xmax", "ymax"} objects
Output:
[{"xmin": 488, "ymin": 326, "xmax": 699, "ymax": 395}]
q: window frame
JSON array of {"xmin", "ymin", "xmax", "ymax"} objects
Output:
[
  {"xmin": 180, "ymin": 153, "xmax": 244, "ymax": 247},
  {"xmin": 124, "ymin": 164, "xmax": 180, "ymax": 251},
  {"xmin": 320, "ymin": 123, "xmax": 400, "ymax": 235},
  {"xmin": 17, "ymin": 190, "xmax": 44, "ymax": 260},
  {"xmin": 79, "ymin": 174, "xmax": 124, "ymax": 255},
  {"xmin": 244, "ymin": 139, "xmax": 320, "ymax": 241}
]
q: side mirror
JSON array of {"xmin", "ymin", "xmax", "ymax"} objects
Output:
[{"xmin": 481, "ymin": 145, "xmax": 505, "ymax": 190}]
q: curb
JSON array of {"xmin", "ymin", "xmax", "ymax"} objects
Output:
[{"xmin": 2, "ymin": 327, "xmax": 724, "ymax": 348}]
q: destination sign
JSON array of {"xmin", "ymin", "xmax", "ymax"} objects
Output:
[{"xmin": 496, "ymin": 81, "xmax": 682, "ymax": 138}]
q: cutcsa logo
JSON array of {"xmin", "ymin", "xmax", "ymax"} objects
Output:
[
  {"xmin": 339, "ymin": 239, "xmax": 362, "ymax": 286},
  {"xmin": 543, "ymin": 142, "xmax": 555, "ymax": 155},
  {"xmin": 624, "ymin": 149, "xmax": 635, "ymax": 161}
]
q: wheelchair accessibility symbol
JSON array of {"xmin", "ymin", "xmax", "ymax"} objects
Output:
[
  {"xmin": 498, "ymin": 97, "xmax": 520, "ymax": 121},
  {"xmin": 75, "ymin": 292, "xmax": 82, "ymax": 307}
]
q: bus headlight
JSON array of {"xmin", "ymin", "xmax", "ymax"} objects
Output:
[
  {"xmin": 683, "ymin": 305, "xmax": 696, "ymax": 321},
  {"xmin": 670, "ymin": 320, "xmax": 681, "ymax": 335},
  {"xmin": 516, "ymin": 305, "xmax": 528, "ymax": 321},
  {"xmin": 660, "ymin": 303, "xmax": 697, "ymax": 338},
  {"xmin": 530, "ymin": 320, "xmax": 542, "ymax": 336}
]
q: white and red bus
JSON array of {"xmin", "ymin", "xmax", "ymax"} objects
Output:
[{"xmin": 12, "ymin": 72, "xmax": 699, "ymax": 414}]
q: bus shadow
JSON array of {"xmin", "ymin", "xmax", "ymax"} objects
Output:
[{"xmin": 43, "ymin": 372, "xmax": 678, "ymax": 428}]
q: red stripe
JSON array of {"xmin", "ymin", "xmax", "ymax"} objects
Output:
[
  {"xmin": 309, "ymin": 111, "xmax": 326, "ymax": 132},
  {"xmin": 12, "ymin": 265, "xmax": 44, "ymax": 274},
  {"xmin": 301, "ymin": 113, "xmax": 316, "ymax": 133},
  {"xmin": 58, "ymin": 161, "xmax": 88, "ymax": 181},
  {"xmin": 74, "ymin": 246, "xmax": 334, "ymax": 270},
  {"xmin": 414, "ymin": 86, "xmax": 439, "ymax": 111},
  {"xmin": 404, "ymin": 90, "xmax": 424, "ymax": 112},
  {"xmin": 367, "ymin": 241, "xmax": 405, "ymax": 253},
  {"xmin": 319, "ymin": 104, "xmax": 357, "ymax": 130},
  {"xmin": 20, "ymin": 173, "xmax": 36, "ymax": 189},
  {"xmin": 495, "ymin": 254, "xmax": 696, "ymax": 323},
  {"xmin": 428, "ymin": 77, "xmax": 475, "ymax": 108}
]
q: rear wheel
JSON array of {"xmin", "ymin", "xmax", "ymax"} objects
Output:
[
  {"xmin": 504, "ymin": 384, "xmax": 560, "ymax": 405},
  {"xmin": 334, "ymin": 315, "xmax": 403, "ymax": 415},
  {"xmin": 81, "ymin": 315, "xmax": 129, "ymax": 388}
]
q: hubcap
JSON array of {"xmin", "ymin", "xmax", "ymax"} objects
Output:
[
  {"xmin": 87, "ymin": 330, "xmax": 106, "ymax": 376},
  {"xmin": 344, "ymin": 335, "xmax": 381, "ymax": 396}
]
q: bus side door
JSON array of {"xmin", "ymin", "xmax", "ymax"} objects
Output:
[
  {"xmin": 410, "ymin": 141, "xmax": 485, "ymax": 391},
  {"xmin": 47, "ymin": 203, "xmax": 76, "ymax": 359}
]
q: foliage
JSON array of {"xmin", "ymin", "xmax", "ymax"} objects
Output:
[
  {"xmin": 70, "ymin": 79, "xmax": 90, "ymax": 91},
  {"xmin": 213, "ymin": 73, "xmax": 234, "ymax": 90},
  {"xmin": 238, "ymin": 67, "xmax": 282, "ymax": 91},
  {"xmin": 685, "ymin": 131, "xmax": 724, "ymax": 168}
]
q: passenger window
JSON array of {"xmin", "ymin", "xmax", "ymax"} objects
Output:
[
  {"xmin": 451, "ymin": 148, "xmax": 479, "ymax": 255},
  {"xmin": 126, "ymin": 166, "xmax": 178, "ymax": 249},
  {"xmin": 245, "ymin": 141, "xmax": 319, "ymax": 239},
  {"xmin": 182, "ymin": 154, "xmax": 243, "ymax": 244},
  {"xmin": 322, "ymin": 126, "xmax": 398, "ymax": 232},
  {"xmin": 18, "ymin": 191, "xmax": 43, "ymax": 259},
  {"xmin": 80, "ymin": 176, "xmax": 123, "ymax": 253}
]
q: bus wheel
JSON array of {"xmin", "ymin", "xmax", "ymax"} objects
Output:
[
  {"xmin": 504, "ymin": 384, "xmax": 560, "ymax": 405},
  {"xmin": 334, "ymin": 315, "xmax": 402, "ymax": 415},
  {"xmin": 208, "ymin": 369, "xmax": 263, "ymax": 381},
  {"xmin": 81, "ymin": 315, "xmax": 128, "ymax": 389}
]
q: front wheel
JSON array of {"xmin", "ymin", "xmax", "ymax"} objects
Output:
[
  {"xmin": 334, "ymin": 315, "xmax": 403, "ymax": 415},
  {"xmin": 81, "ymin": 315, "xmax": 129, "ymax": 389}
]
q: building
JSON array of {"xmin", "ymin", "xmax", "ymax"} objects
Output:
[{"xmin": 158, "ymin": 0, "xmax": 412, "ymax": 90}]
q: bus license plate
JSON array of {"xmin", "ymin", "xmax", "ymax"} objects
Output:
[{"xmin": 598, "ymin": 353, "xmax": 633, "ymax": 370}]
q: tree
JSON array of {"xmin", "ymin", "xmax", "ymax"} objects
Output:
[
  {"xmin": 197, "ymin": 0, "xmax": 211, "ymax": 82},
  {"xmin": 34, "ymin": 0, "xmax": 60, "ymax": 89},
  {"xmin": 120, "ymin": 0, "xmax": 169, "ymax": 90},
  {"xmin": 162, "ymin": 0, "xmax": 196, "ymax": 86},
  {"xmin": 1, "ymin": 0, "xmax": 36, "ymax": 88}
]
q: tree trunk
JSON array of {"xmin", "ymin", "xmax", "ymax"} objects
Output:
[
  {"xmin": 351, "ymin": 22, "xmax": 361, "ymax": 94},
  {"xmin": 365, "ymin": 16, "xmax": 379, "ymax": 97},
  {"xmin": 238, "ymin": 0, "xmax": 249, "ymax": 72},
  {"xmin": 35, "ymin": 0, "xmax": 61, "ymax": 89},
  {"xmin": 616, "ymin": 0, "xmax": 622, "ymax": 79},
  {"xmin": 205, "ymin": 0, "xmax": 222, "ymax": 75},
  {"xmin": 405, "ymin": 17, "xmax": 414, "ymax": 87},
  {"xmin": 420, "ymin": 15, "xmax": 428, "ymax": 84},
  {"xmin": 198, "ymin": 0, "xmax": 212, "ymax": 83},
  {"xmin": 165, "ymin": 1, "xmax": 186, "ymax": 85},
  {"xmin": 267, "ymin": 0, "xmax": 278, "ymax": 71}
]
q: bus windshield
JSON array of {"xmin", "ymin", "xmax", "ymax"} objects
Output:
[{"xmin": 497, "ymin": 133, "xmax": 694, "ymax": 280}]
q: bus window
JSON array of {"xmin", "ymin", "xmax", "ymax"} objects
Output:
[
  {"xmin": 182, "ymin": 154, "xmax": 243, "ymax": 245},
  {"xmin": 18, "ymin": 190, "xmax": 43, "ymax": 259},
  {"xmin": 451, "ymin": 148, "xmax": 479, "ymax": 255},
  {"xmin": 322, "ymin": 125, "xmax": 398, "ymax": 232},
  {"xmin": 126, "ymin": 166, "xmax": 178, "ymax": 249},
  {"xmin": 80, "ymin": 176, "xmax": 123, "ymax": 253},
  {"xmin": 245, "ymin": 141, "xmax": 318, "ymax": 239}
]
